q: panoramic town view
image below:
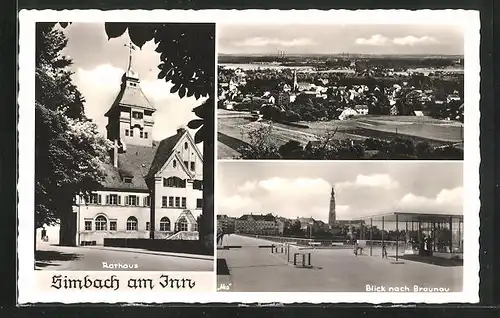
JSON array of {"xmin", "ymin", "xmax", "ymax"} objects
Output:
[
  {"xmin": 217, "ymin": 24, "xmax": 465, "ymax": 160},
  {"xmin": 216, "ymin": 161, "xmax": 464, "ymax": 292}
]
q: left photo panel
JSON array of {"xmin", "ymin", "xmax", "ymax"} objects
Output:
[{"xmin": 19, "ymin": 17, "xmax": 216, "ymax": 303}]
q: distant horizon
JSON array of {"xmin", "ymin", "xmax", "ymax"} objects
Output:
[
  {"xmin": 219, "ymin": 53, "xmax": 464, "ymax": 58},
  {"xmin": 218, "ymin": 24, "xmax": 464, "ymax": 56}
]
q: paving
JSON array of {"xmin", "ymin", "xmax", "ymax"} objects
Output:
[
  {"xmin": 35, "ymin": 242, "xmax": 214, "ymax": 271},
  {"xmin": 217, "ymin": 235, "xmax": 463, "ymax": 292}
]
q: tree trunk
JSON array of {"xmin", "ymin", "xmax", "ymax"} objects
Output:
[{"xmin": 59, "ymin": 198, "xmax": 76, "ymax": 246}]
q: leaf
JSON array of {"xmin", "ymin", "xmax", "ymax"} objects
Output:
[
  {"xmin": 59, "ymin": 22, "xmax": 69, "ymax": 28},
  {"xmin": 158, "ymin": 70, "xmax": 166, "ymax": 79},
  {"xmin": 170, "ymin": 84, "xmax": 180, "ymax": 93},
  {"xmin": 187, "ymin": 119, "xmax": 203, "ymax": 129},
  {"xmin": 179, "ymin": 86, "xmax": 186, "ymax": 98},
  {"xmin": 194, "ymin": 126, "xmax": 205, "ymax": 144},
  {"xmin": 192, "ymin": 104, "xmax": 205, "ymax": 119},
  {"xmin": 104, "ymin": 23, "xmax": 128, "ymax": 40},
  {"xmin": 128, "ymin": 24, "xmax": 156, "ymax": 49}
]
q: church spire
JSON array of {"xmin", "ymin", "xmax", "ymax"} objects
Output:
[
  {"xmin": 124, "ymin": 40, "xmax": 135, "ymax": 72},
  {"xmin": 292, "ymin": 70, "xmax": 298, "ymax": 92},
  {"xmin": 328, "ymin": 184, "xmax": 336, "ymax": 227}
]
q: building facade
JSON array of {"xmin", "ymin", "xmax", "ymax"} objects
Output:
[
  {"xmin": 234, "ymin": 214, "xmax": 278, "ymax": 235},
  {"xmin": 73, "ymin": 66, "xmax": 203, "ymax": 246}
]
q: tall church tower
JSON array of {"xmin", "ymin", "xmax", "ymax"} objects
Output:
[
  {"xmin": 104, "ymin": 42, "xmax": 156, "ymax": 148},
  {"xmin": 328, "ymin": 186, "xmax": 336, "ymax": 227}
]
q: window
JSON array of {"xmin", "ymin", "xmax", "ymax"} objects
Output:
[
  {"xmin": 160, "ymin": 217, "xmax": 171, "ymax": 231},
  {"xmin": 177, "ymin": 217, "xmax": 188, "ymax": 232},
  {"xmin": 190, "ymin": 161, "xmax": 195, "ymax": 171},
  {"xmin": 181, "ymin": 197, "xmax": 186, "ymax": 208},
  {"xmin": 125, "ymin": 195, "xmax": 138, "ymax": 206},
  {"xmin": 126, "ymin": 216, "xmax": 138, "ymax": 231},
  {"xmin": 168, "ymin": 196, "xmax": 174, "ymax": 207},
  {"xmin": 193, "ymin": 180, "xmax": 203, "ymax": 190},
  {"xmin": 106, "ymin": 194, "xmax": 118, "ymax": 205},
  {"xmin": 184, "ymin": 142, "xmax": 188, "ymax": 149},
  {"xmin": 144, "ymin": 196, "xmax": 150, "ymax": 207},
  {"xmin": 163, "ymin": 177, "xmax": 186, "ymax": 188},
  {"xmin": 183, "ymin": 161, "xmax": 189, "ymax": 168},
  {"xmin": 146, "ymin": 222, "xmax": 150, "ymax": 231},
  {"xmin": 197, "ymin": 198, "xmax": 203, "ymax": 209},
  {"xmin": 144, "ymin": 132, "xmax": 148, "ymax": 139},
  {"xmin": 175, "ymin": 197, "xmax": 180, "ymax": 207},
  {"xmin": 125, "ymin": 129, "xmax": 129, "ymax": 136},
  {"xmin": 162, "ymin": 196, "xmax": 168, "ymax": 208},
  {"xmin": 173, "ymin": 160, "xmax": 176, "ymax": 168},
  {"xmin": 140, "ymin": 131, "xmax": 143, "ymax": 138},
  {"xmin": 132, "ymin": 111, "xmax": 143, "ymax": 119},
  {"xmin": 110, "ymin": 221, "xmax": 117, "ymax": 231},
  {"xmin": 123, "ymin": 177, "xmax": 132, "ymax": 184},
  {"xmin": 84, "ymin": 221, "xmax": 92, "ymax": 231},
  {"xmin": 130, "ymin": 129, "xmax": 134, "ymax": 137},
  {"xmin": 95, "ymin": 215, "xmax": 107, "ymax": 231},
  {"xmin": 87, "ymin": 193, "xmax": 99, "ymax": 204}
]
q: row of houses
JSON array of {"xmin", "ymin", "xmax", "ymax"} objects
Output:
[{"xmin": 216, "ymin": 214, "xmax": 364, "ymax": 236}]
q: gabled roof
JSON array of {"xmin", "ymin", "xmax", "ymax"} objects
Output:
[
  {"xmin": 146, "ymin": 130, "xmax": 185, "ymax": 179},
  {"xmin": 176, "ymin": 210, "xmax": 198, "ymax": 224},
  {"xmin": 146, "ymin": 128, "xmax": 202, "ymax": 179},
  {"xmin": 104, "ymin": 73, "xmax": 156, "ymax": 117},
  {"xmin": 100, "ymin": 143, "xmax": 160, "ymax": 191}
]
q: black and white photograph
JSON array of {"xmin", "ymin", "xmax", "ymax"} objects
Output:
[
  {"xmin": 33, "ymin": 22, "xmax": 215, "ymax": 272},
  {"xmin": 216, "ymin": 161, "xmax": 464, "ymax": 292},
  {"xmin": 217, "ymin": 23, "xmax": 465, "ymax": 160}
]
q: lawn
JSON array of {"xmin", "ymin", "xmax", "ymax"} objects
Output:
[{"xmin": 217, "ymin": 112, "xmax": 464, "ymax": 159}]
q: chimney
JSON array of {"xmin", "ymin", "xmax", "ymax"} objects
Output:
[
  {"xmin": 113, "ymin": 139, "xmax": 118, "ymax": 168},
  {"xmin": 177, "ymin": 127, "xmax": 186, "ymax": 134}
]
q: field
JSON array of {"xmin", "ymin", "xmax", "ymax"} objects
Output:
[{"xmin": 217, "ymin": 109, "xmax": 464, "ymax": 159}]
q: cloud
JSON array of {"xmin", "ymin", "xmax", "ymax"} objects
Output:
[
  {"xmin": 218, "ymin": 194, "xmax": 261, "ymax": 214},
  {"xmin": 237, "ymin": 181, "xmax": 258, "ymax": 193},
  {"xmin": 355, "ymin": 34, "xmax": 389, "ymax": 46},
  {"xmin": 396, "ymin": 187, "xmax": 463, "ymax": 214},
  {"xmin": 258, "ymin": 177, "xmax": 331, "ymax": 194},
  {"xmin": 336, "ymin": 174, "xmax": 399, "ymax": 190},
  {"xmin": 393, "ymin": 35, "xmax": 439, "ymax": 46},
  {"xmin": 355, "ymin": 35, "xmax": 439, "ymax": 47},
  {"xmin": 232, "ymin": 37, "xmax": 317, "ymax": 47}
]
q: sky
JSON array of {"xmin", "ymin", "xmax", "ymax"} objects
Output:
[
  {"xmin": 218, "ymin": 24, "xmax": 464, "ymax": 55},
  {"xmin": 217, "ymin": 161, "xmax": 463, "ymax": 222},
  {"xmin": 59, "ymin": 23, "xmax": 206, "ymax": 150}
]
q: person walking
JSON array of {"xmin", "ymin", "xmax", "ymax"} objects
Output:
[{"xmin": 382, "ymin": 244, "xmax": 388, "ymax": 259}]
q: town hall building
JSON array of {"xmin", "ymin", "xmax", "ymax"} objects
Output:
[{"xmin": 71, "ymin": 65, "xmax": 204, "ymax": 246}]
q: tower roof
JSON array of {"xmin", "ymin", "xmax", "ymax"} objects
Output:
[
  {"xmin": 105, "ymin": 41, "xmax": 156, "ymax": 116},
  {"xmin": 104, "ymin": 72, "xmax": 156, "ymax": 117}
]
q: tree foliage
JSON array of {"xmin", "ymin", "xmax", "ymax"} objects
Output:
[
  {"xmin": 102, "ymin": 22, "xmax": 215, "ymax": 144},
  {"xmin": 36, "ymin": 23, "xmax": 112, "ymax": 228}
]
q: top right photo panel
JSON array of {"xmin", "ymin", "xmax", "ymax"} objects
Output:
[{"xmin": 217, "ymin": 23, "xmax": 468, "ymax": 160}]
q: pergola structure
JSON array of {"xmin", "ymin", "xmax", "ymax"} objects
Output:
[{"xmin": 352, "ymin": 212, "xmax": 463, "ymax": 261}]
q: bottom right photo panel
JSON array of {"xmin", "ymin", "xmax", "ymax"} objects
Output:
[{"xmin": 216, "ymin": 161, "xmax": 463, "ymax": 293}]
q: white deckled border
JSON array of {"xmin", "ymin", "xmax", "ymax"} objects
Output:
[{"xmin": 18, "ymin": 9, "xmax": 480, "ymax": 304}]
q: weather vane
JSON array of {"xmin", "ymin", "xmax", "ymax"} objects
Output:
[{"xmin": 124, "ymin": 40, "xmax": 136, "ymax": 71}]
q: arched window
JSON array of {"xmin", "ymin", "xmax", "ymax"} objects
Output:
[
  {"xmin": 173, "ymin": 160, "xmax": 176, "ymax": 168},
  {"xmin": 163, "ymin": 177, "xmax": 186, "ymax": 188},
  {"xmin": 95, "ymin": 215, "xmax": 107, "ymax": 231},
  {"xmin": 126, "ymin": 216, "xmax": 138, "ymax": 231},
  {"xmin": 160, "ymin": 217, "xmax": 171, "ymax": 231},
  {"xmin": 184, "ymin": 142, "xmax": 188, "ymax": 150},
  {"xmin": 177, "ymin": 217, "xmax": 188, "ymax": 232}
]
